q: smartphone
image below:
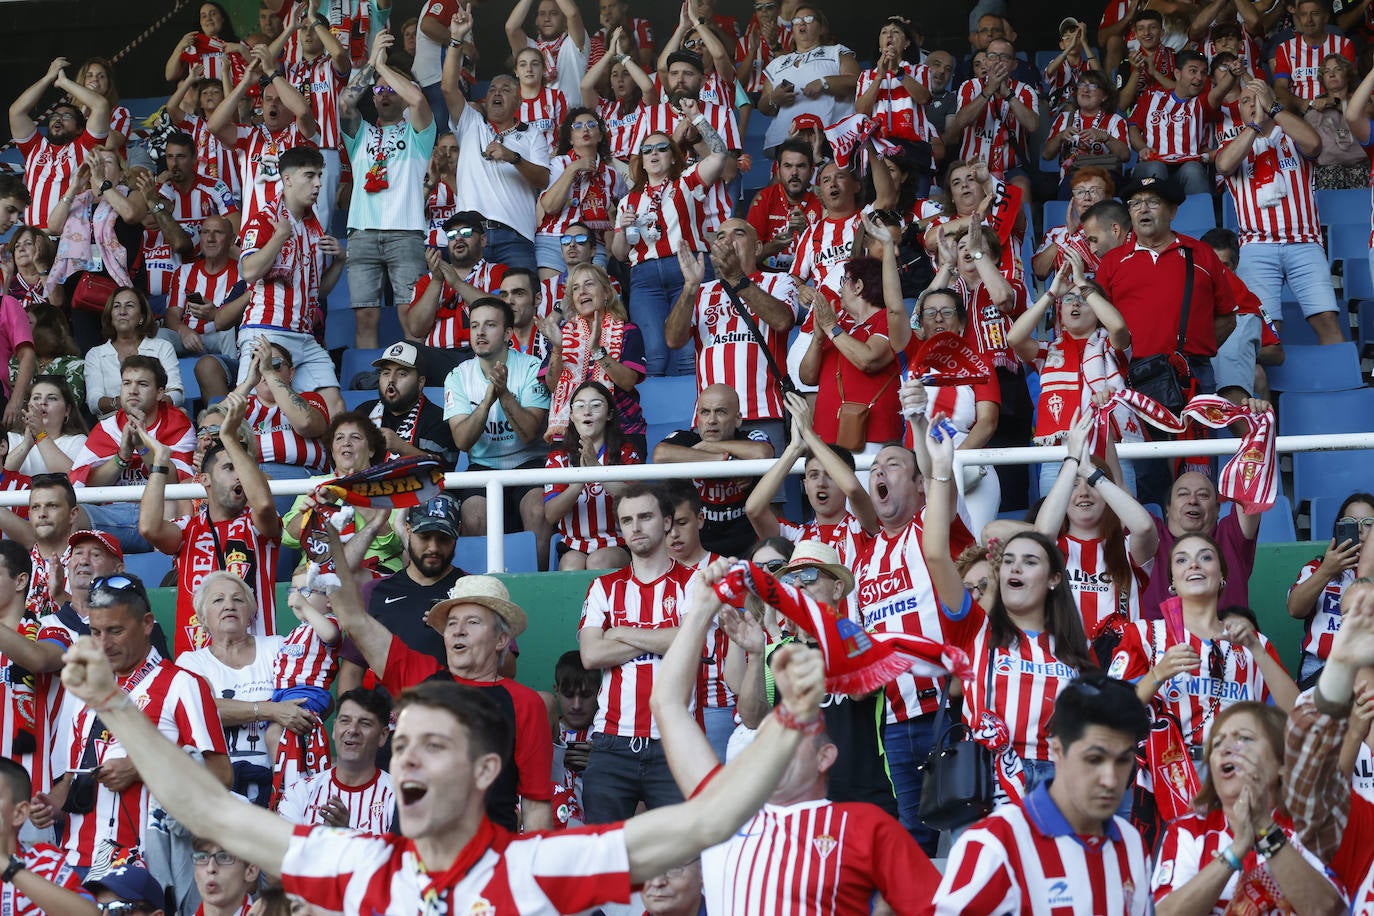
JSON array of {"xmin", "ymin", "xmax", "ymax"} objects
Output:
[{"xmin": 1335, "ymin": 519, "xmax": 1361, "ymax": 547}]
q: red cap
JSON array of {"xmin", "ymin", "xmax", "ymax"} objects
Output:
[{"xmin": 66, "ymin": 529, "xmax": 124, "ymax": 561}]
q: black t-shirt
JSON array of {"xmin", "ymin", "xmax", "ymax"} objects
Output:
[
  {"xmin": 661, "ymin": 428, "xmax": 771, "ymax": 557},
  {"xmin": 339, "ymin": 566, "xmax": 466, "ymax": 670},
  {"xmin": 358, "ymin": 395, "xmax": 459, "ymax": 467}
]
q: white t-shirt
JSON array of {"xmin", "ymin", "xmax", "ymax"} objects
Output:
[
  {"xmin": 175, "ymin": 635, "xmax": 285, "ymax": 773},
  {"xmin": 412, "ymin": 0, "xmax": 451, "ymax": 86},
  {"xmin": 762, "ymin": 44, "xmax": 856, "ymax": 150},
  {"xmin": 6, "ymin": 433, "xmax": 85, "ymax": 475},
  {"xmin": 528, "ymin": 33, "xmax": 588, "ymax": 108},
  {"xmin": 451, "ymin": 104, "xmax": 552, "ymax": 241},
  {"xmin": 442, "ymin": 351, "xmax": 550, "ymax": 469}
]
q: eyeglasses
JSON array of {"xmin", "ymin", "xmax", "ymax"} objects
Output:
[
  {"xmin": 792, "ymin": 14, "xmax": 817, "ymax": 24},
  {"xmin": 1338, "ymin": 516, "xmax": 1374, "ymax": 530},
  {"xmin": 983, "ymin": 51, "xmax": 1012, "ymax": 61},
  {"xmin": 758, "ymin": 558, "xmax": 787, "ymax": 573},
  {"xmin": 561, "ymin": 233, "xmax": 591, "ymax": 245},
  {"xmin": 290, "ymin": 585, "xmax": 323, "ymax": 599},
  {"xmin": 964, "ymin": 577, "xmax": 989, "ymax": 598},
  {"xmin": 446, "ymin": 226, "xmax": 478, "ymax": 239},
  {"xmin": 1127, "ymin": 197, "xmax": 1165, "ymax": 211},
  {"xmin": 639, "ymin": 141, "xmax": 671, "ymax": 154},
  {"xmin": 192, "ymin": 850, "xmax": 240, "ymax": 867},
  {"xmin": 569, "ymin": 119, "xmax": 599, "ymax": 131},
  {"xmin": 371, "ymin": 85, "xmax": 397, "ymax": 95},
  {"xmin": 778, "ymin": 566, "xmax": 821, "ymax": 586},
  {"xmin": 754, "ymin": 2, "xmax": 777, "ymax": 9},
  {"xmin": 920, "ymin": 306, "xmax": 957, "ymax": 320},
  {"xmin": 97, "ymin": 904, "xmax": 148, "ymax": 916},
  {"xmin": 1071, "ymin": 187, "xmax": 1103, "ymax": 198},
  {"xmin": 660, "ymin": 862, "xmax": 699, "ymax": 880},
  {"xmin": 50, "ymin": 113, "xmax": 78, "ymax": 123}
]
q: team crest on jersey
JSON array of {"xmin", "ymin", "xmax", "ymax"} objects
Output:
[
  {"xmin": 1107, "ymin": 651, "xmax": 1128, "ymax": 679},
  {"xmin": 468, "ymin": 897, "xmax": 496, "ymax": 916},
  {"xmin": 812, "ymin": 834, "xmax": 837, "ymax": 859},
  {"xmin": 662, "ymin": 597, "xmax": 676, "ymax": 616}
]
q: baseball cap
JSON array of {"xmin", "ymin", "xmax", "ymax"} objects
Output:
[
  {"xmin": 372, "ymin": 341, "xmax": 424, "ymax": 374},
  {"xmin": 444, "ymin": 210, "xmax": 486, "ymax": 233},
  {"xmin": 84, "ymin": 864, "xmax": 166, "ymax": 909},
  {"xmin": 408, "ymin": 494, "xmax": 461, "ymax": 538},
  {"xmin": 67, "ymin": 529, "xmax": 124, "ymax": 562},
  {"xmin": 666, "ymin": 50, "xmax": 705, "ymax": 73},
  {"xmin": 1059, "ymin": 17, "xmax": 1080, "ymax": 33},
  {"xmin": 425, "ymin": 576, "xmax": 529, "ymax": 637}
]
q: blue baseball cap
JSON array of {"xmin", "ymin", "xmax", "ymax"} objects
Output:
[{"xmin": 84, "ymin": 863, "xmax": 166, "ymax": 909}]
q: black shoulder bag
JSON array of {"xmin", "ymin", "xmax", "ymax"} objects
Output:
[
  {"xmin": 1126, "ymin": 246, "xmax": 1195, "ymax": 414},
  {"xmin": 720, "ymin": 277, "xmax": 798, "ymax": 397},
  {"xmin": 917, "ymin": 642, "xmax": 998, "ymax": 832}
]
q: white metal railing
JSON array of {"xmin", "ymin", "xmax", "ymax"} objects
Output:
[{"xmin": 7, "ymin": 433, "xmax": 1373, "ymax": 572}]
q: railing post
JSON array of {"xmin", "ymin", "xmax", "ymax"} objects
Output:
[{"xmin": 485, "ymin": 479, "xmax": 505, "ymax": 573}]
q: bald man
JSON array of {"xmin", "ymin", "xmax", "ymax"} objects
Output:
[
  {"xmin": 665, "ymin": 218, "xmax": 800, "ymax": 456},
  {"xmin": 653, "ymin": 384, "xmax": 774, "ymax": 555}
]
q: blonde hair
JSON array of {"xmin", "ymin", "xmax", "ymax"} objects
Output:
[{"xmin": 561, "ymin": 263, "xmax": 629, "ymax": 321}]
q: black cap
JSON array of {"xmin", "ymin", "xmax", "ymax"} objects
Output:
[
  {"xmin": 408, "ymin": 494, "xmax": 461, "ymax": 538},
  {"xmin": 443, "ymin": 211, "xmax": 487, "ymax": 232},
  {"xmin": 666, "ymin": 50, "xmax": 705, "ymax": 73},
  {"xmin": 1118, "ymin": 174, "xmax": 1185, "ymax": 207}
]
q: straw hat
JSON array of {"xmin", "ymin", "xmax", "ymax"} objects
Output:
[
  {"xmin": 780, "ymin": 541, "xmax": 855, "ymax": 596},
  {"xmin": 424, "ymin": 576, "xmax": 529, "ymax": 637}
]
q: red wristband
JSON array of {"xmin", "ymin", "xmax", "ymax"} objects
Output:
[{"xmin": 772, "ymin": 704, "xmax": 824, "ymax": 735}]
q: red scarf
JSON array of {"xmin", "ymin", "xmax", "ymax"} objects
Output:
[{"xmin": 547, "ymin": 313, "xmax": 628, "ymax": 441}]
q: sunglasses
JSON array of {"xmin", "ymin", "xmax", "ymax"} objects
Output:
[
  {"xmin": 446, "ymin": 226, "xmax": 479, "ymax": 239},
  {"xmin": 792, "ymin": 14, "xmax": 817, "ymax": 24},
  {"xmin": 191, "ymin": 850, "xmax": 239, "ymax": 867},
  {"xmin": 640, "ymin": 141, "xmax": 672, "ymax": 154},
  {"xmin": 270, "ymin": 358, "xmax": 285, "ymax": 370},
  {"xmin": 778, "ymin": 566, "xmax": 821, "ymax": 586},
  {"xmin": 92, "ymin": 574, "xmax": 139, "ymax": 593},
  {"xmin": 97, "ymin": 905, "xmax": 148, "ymax": 916},
  {"xmin": 371, "ymin": 85, "xmax": 397, "ymax": 95},
  {"xmin": 198, "ymin": 424, "xmax": 222, "ymax": 438},
  {"xmin": 758, "ymin": 558, "xmax": 787, "ymax": 573},
  {"xmin": 755, "ymin": 2, "xmax": 777, "ymax": 8},
  {"xmin": 569, "ymin": 119, "xmax": 599, "ymax": 131},
  {"xmin": 683, "ymin": 38, "xmax": 703, "ymax": 48},
  {"xmin": 561, "ymin": 233, "xmax": 591, "ymax": 245}
]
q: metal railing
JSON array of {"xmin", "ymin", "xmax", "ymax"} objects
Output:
[{"xmin": 5, "ymin": 432, "xmax": 1372, "ymax": 572}]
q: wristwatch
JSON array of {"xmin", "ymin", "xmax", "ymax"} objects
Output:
[
  {"xmin": 971, "ymin": 250, "xmax": 984, "ymax": 261},
  {"xmin": 2, "ymin": 855, "xmax": 25, "ymax": 883},
  {"xmin": 150, "ymin": 201, "xmax": 167, "ymax": 214},
  {"xmin": 828, "ymin": 324, "xmax": 844, "ymax": 339},
  {"xmin": 1255, "ymin": 822, "xmax": 1288, "ymax": 859},
  {"xmin": 591, "ymin": 346, "xmax": 609, "ymax": 362},
  {"xmin": 1268, "ymin": 101, "xmax": 1284, "ymax": 119},
  {"xmin": 1085, "ymin": 467, "xmax": 1107, "ymax": 488},
  {"xmin": 820, "ymin": 76, "xmax": 830, "ymax": 92},
  {"xmin": 510, "ymin": 151, "xmax": 523, "ymax": 165},
  {"xmin": 98, "ymin": 180, "xmax": 114, "ymax": 194},
  {"xmin": 449, "ymin": 37, "xmax": 463, "ymax": 48}
]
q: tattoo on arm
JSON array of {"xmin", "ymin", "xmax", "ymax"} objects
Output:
[
  {"xmin": 339, "ymin": 64, "xmax": 377, "ymax": 134},
  {"xmin": 696, "ymin": 118, "xmax": 727, "ymax": 154}
]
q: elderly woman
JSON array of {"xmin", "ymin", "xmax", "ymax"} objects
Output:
[
  {"xmin": 175, "ymin": 572, "xmax": 316, "ymax": 805},
  {"xmin": 543, "ymin": 263, "xmax": 647, "ymax": 451},
  {"xmin": 1151, "ymin": 702, "xmax": 1346, "ymax": 915},
  {"xmin": 757, "ymin": 5, "xmax": 858, "ymax": 153},
  {"xmin": 6, "ymin": 375, "xmax": 87, "ymax": 475},
  {"xmin": 3, "ymin": 226, "xmax": 64, "ymax": 308},
  {"xmin": 84, "ymin": 286, "xmax": 183, "ymax": 417}
]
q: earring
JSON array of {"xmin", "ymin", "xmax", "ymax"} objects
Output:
[
  {"xmin": 1167, "ymin": 584, "xmax": 1176, "ymax": 595},
  {"xmin": 1220, "ymin": 578, "xmax": 1227, "ymax": 589}
]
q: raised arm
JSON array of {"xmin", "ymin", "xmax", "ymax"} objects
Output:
[
  {"xmin": 920, "ymin": 429, "xmax": 969, "ymax": 611},
  {"xmin": 220, "ymin": 390, "xmax": 282, "ymax": 540},
  {"xmin": 442, "ymin": 4, "xmax": 475, "ymax": 124},
  {"xmin": 319, "ymin": 522, "xmax": 400, "ymax": 676},
  {"xmin": 373, "ymin": 31, "xmax": 431, "ymax": 130},
  {"xmin": 554, "ymin": 0, "xmax": 587, "ymax": 50},
  {"xmin": 54, "ymin": 68, "xmax": 111, "ymax": 141},
  {"xmin": 135, "ymin": 427, "xmax": 186, "ymax": 554},
  {"xmin": 208, "ymin": 59, "xmax": 261, "ymax": 146},
  {"xmin": 744, "ymin": 429, "xmax": 803, "ymax": 540},
  {"xmin": 1348, "ymin": 64, "xmax": 1374, "ymax": 146},
  {"xmin": 506, "ymin": 0, "xmax": 536, "ymax": 58},
  {"xmin": 791, "ymin": 391, "xmax": 877, "ymax": 532},
  {"xmin": 9, "ymin": 59, "xmax": 68, "ymax": 141}
]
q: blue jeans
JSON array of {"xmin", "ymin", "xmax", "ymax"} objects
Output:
[
  {"xmin": 1132, "ymin": 159, "xmax": 1210, "ymax": 197},
  {"xmin": 581, "ymin": 732, "xmax": 684, "ymax": 823},
  {"xmin": 1022, "ymin": 758, "xmax": 1056, "ymax": 793},
  {"xmin": 1238, "ymin": 241, "xmax": 1339, "ymax": 321},
  {"xmin": 883, "ymin": 712, "xmax": 941, "ymax": 856},
  {"xmin": 484, "ymin": 225, "xmax": 537, "ymax": 272},
  {"xmin": 702, "ymin": 705, "xmax": 736, "ymax": 764},
  {"xmin": 83, "ymin": 501, "xmax": 151, "ymax": 555},
  {"xmin": 630, "ymin": 256, "xmax": 710, "ymax": 376}
]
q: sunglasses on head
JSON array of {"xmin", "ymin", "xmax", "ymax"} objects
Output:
[
  {"xmin": 792, "ymin": 14, "xmax": 817, "ymax": 24},
  {"xmin": 446, "ymin": 226, "xmax": 479, "ymax": 239},
  {"xmin": 561, "ymin": 232, "xmax": 591, "ymax": 245},
  {"xmin": 640, "ymin": 141, "xmax": 672, "ymax": 154},
  {"xmin": 270, "ymin": 358, "xmax": 285, "ymax": 370}
]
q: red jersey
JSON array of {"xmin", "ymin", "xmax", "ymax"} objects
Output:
[
  {"xmin": 692, "ymin": 271, "xmax": 799, "ymax": 420},
  {"xmin": 1223, "ymin": 126, "xmax": 1322, "ymax": 245},
  {"xmin": 955, "ymin": 78, "xmax": 1039, "ymax": 175},
  {"xmin": 596, "ymin": 97, "xmax": 648, "ymax": 162},
  {"xmin": 168, "ymin": 258, "xmax": 241, "ymax": 335},
  {"xmin": 777, "ymin": 515, "xmax": 874, "ymax": 571},
  {"xmin": 790, "ymin": 210, "xmax": 863, "ymax": 297},
  {"xmin": 425, "ymin": 180, "xmax": 459, "ymax": 247},
  {"xmin": 4, "ymin": 844, "xmax": 89, "ymax": 916},
  {"xmin": 234, "ymin": 122, "xmax": 319, "ymax": 226},
  {"xmin": 1058, "ymin": 534, "xmax": 1149, "ymax": 638},
  {"xmin": 617, "ymin": 166, "xmax": 714, "ymax": 265},
  {"xmin": 245, "ymin": 392, "xmax": 330, "ymax": 472},
  {"xmin": 1034, "ymin": 226, "xmax": 1100, "ymax": 278},
  {"xmin": 180, "ymin": 113, "xmax": 241, "ymax": 200},
  {"xmin": 544, "ymin": 444, "xmax": 641, "ymax": 553},
  {"xmin": 745, "ymin": 181, "xmax": 822, "ymax": 271},
  {"xmin": 16, "ymin": 129, "xmax": 100, "ymax": 230},
  {"xmin": 519, "ymin": 87, "xmax": 568, "ymax": 148},
  {"xmin": 239, "ymin": 197, "xmax": 326, "ymax": 334},
  {"xmin": 579, "ymin": 562, "xmax": 694, "ymax": 738},
  {"xmin": 281, "ymin": 820, "xmax": 631, "ymax": 915},
  {"xmin": 70, "ymin": 405, "xmax": 196, "ymax": 486},
  {"xmin": 702, "ymin": 799, "xmax": 938, "ymax": 915},
  {"xmin": 158, "ymin": 173, "xmax": 238, "ymax": 245},
  {"xmin": 288, "ymin": 55, "xmax": 347, "ymax": 150},
  {"xmin": 1129, "ymin": 91, "xmax": 1213, "ymax": 163},
  {"xmin": 589, "ymin": 18, "xmax": 656, "ymax": 67},
  {"xmin": 1274, "ymin": 33, "xmax": 1355, "ymax": 102},
  {"xmin": 56, "ymin": 654, "xmax": 227, "ymax": 866},
  {"xmin": 277, "ymin": 766, "xmax": 395, "ymax": 834},
  {"xmin": 170, "ymin": 507, "xmax": 282, "ymax": 655},
  {"xmin": 410, "ymin": 258, "xmax": 508, "ymax": 349},
  {"xmin": 1047, "ymin": 109, "xmax": 1130, "ymax": 180},
  {"xmin": 856, "ymin": 63, "xmax": 937, "ymax": 143},
  {"xmin": 179, "ymin": 33, "xmax": 245, "ymax": 82},
  {"xmin": 274, "ymin": 618, "xmax": 338, "ymax": 692},
  {"xmin": 812, "ymin": 309, "xmax": 902, "ymax": 446},
  {"xmin": 953, "ymin": 274, "xmax": 1028, "ymax": 372}
]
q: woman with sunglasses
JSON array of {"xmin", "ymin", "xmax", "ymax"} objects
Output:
[
  {"xmin": 5, "ymin": 375, "xmax": 88, "ymax": 475},
  {"xmin": 536, "ymin": 108, "xmax": 626, "ymax": 280},
  {"xmin": 580, "ymin": 27, "xmax": 659, "ymax": 164},
  {"xmin": 1151, "ymin": 702, "xmax": 1345, "ymax": 916},
  {"xmin": 922, "ymin": 426, "xmax": 1099, "ymax": 790},
  {"xmin": 544, "ymin": 380, "xmax": 641, "ymax": 570},
  {"xmin": 758, "ymin": 5, "xmax": 859, "ymax": 154},
  {"xmin": 608, "ymin": 119, "xmax": 729, "ymax": 377},
  {"xmin": 1288, "ymin": 491, "xmax": 1374, "ymax": 684}
]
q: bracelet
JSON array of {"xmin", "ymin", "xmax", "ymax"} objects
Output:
[
  {"xmin": 253, "ymin": 701, "xmax": 261, "ymax": 720},
  {"xmin": 114, "ymin": 454, "xmax": 129, "ymax": 470},
  {"xmin": 94, "ymin": 684, "xmax": 127, "ymax": 713},
  {"xmin": 448, "ymin": 37, "xmax": 462, "ymax": 48},
  {"xmin": 772, "ymin": 703, "xmax": 823, "ymax": 735},
  {"xmin": 1063, "ymin": 456, "xmax": 1079, "ymax": 466},
  {"xmin": 1255, "ymin": 822, "xmax": 1288, "ymax": 859},
  {"xmin": 1, "ymin": 855, "xmax": 25, "ymax": 884},
  {"xmin": 1213, "ymin": 845, "xmax": 1244, "ymax": 871},
  {"xmin": 149, "ymin": 465, "xmax": 171, "ymax": 476},
  {"xmin": 930, "ymin": 475, "xmax": 953, "ymax": 483}
]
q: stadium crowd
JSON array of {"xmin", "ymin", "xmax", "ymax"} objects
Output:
[{"xmin": 0, "ymin": 0, "xmax": 1374, "ymax": 911}]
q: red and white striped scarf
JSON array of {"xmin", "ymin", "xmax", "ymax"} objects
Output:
[
  {"xmin": 1033, "ymin": 327, "xmax": 1135, "ymax": 445},
  {"xmin": 547, "ymin": 313, "xmax": 628, "ymax": 441}
]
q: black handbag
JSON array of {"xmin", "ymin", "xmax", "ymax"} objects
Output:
[
  {"xmin": 917, "ymin": 645, "xmax": 998, "ymax": 832},
  {"xmin": 1126, "ymin": 247, "xmax": 1195, "ymax": 414}
]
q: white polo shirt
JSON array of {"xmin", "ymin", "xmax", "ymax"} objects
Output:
[{"xmin": 451, "ymin": 104, "xmax": 552, "ymax": 241}]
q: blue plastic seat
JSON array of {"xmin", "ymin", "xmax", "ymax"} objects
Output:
[
  {"xmin": 1043, "ymin": 200, "xmax": 1069, "ymax": 232},
  {"xmin": 1279, "ymin": 389, "xmax": 1374, "ymax": 506},
  {"xmin": 1309, "ymin": 495, "xmax": 1345, "ymax": 542},
  {"xmin": 1317, "ymin": 189, "xmax": 1372, "ymax": 227},
  {"xmin": 1280, "ymin": 300, "xmax": 1351, "ymax": 345},
  {"xmin": 453, "ymin": 531, "xmax": 538, "ymax": 573},
  {"xmin": 339, "ymin": 348, "xmax": 384, "ymax": 389},
  {"xmin": 342, "ymin": 389, "xmax": 375, "ymax": 409},
  {"xmin": 178, "ymin": 357, "xmax": 202, "ymax": 404},
  {"xmin": 123, "ymin": 551, "xmax": 175, "ymax": 589},
  {"xmin": 1221, "ymin": 192, "xmax": 1239, "ymax": 230},
  {"xmin": 646, "ymin": 422, "xmax": 682, "ymax": 458},
  {"xmin": 1174, "ymin": 194, "xmax": 1217, "ymax": 237},
  {"xmin": 637, "ymin": 376, "xmax": 699, "ymax": 427},
  {"xmin": 1220, "ymin": 494, "xmax": 1296, "ymax": 544},
  {"xmin": 324, "ymin": 309, "xmax": 356, "ymax": 349},
  {"xmin": 1327, "ymin": 222, "xmax": 1368, "ymax": 268},
  {"xmin": 1264, "ymin": 342, "xmax": 1364, "ymax": 393}
]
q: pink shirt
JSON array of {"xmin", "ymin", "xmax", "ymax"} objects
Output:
[{"xmin": 0, "ymin": 296, "xmax": 35, "ymax": 397}]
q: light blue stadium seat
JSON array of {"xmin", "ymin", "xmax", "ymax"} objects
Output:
[
  {"xmin": 325, "ymin": 309, "xmax": 356, "ymax": 349},
  {"xmin": 424, "ymin": 386, "xmax": 446, "ymax": 406},
  {"xmin": 453, "ymin": 531, "xmax": 538, "ymax": 573},
  {"xmin": 638, "ymin": 376, "xmax": 699, "ymax": 427},
  {"xmin": 1279, "ymin": 389, "xmax": 1374, "ymax": 507},
  {"xmin": 1043, "ymin": 200, "xmax": 1069, "ymax": 232},
  {"xmin": 123, "ymin": 551, "xmax": 175, "ymax": 589},
  {"xmin": 1221, "ymin": 192, "xmax": 1238, "ymax": 230},
  {"xmin": 340, "ymin": 348, "xmax": 384, "ymax": 389},
  {"xmin": 1174, "ymin": 194, "xmax": 1217, "ymax": 238},
  {"xmin": 1220, "ymin": 495, "xmax": 1296, "ymax": 544},
  {"xmin": 1359, "ymin": 299, "xmax": 1374, "ymax": 353},
  {"xmin": 1317, "ymin": 189, "xmax": 1372, "ymax": 227},
  {"xmin": 342, "ymin": 389, "xmax": 374, "ymax": 409},
  {"xmin": 1327, "ymin": 222, "xmax": 1368, "ymax": 268},
  {"xmin": 1279, "ymin": 299, "xmax": 1351, "ymax": 345},
  {"xmin": 1309, "ymin": 495, "xmax": 1345, "ymax": 542},
  {"xmin": 178, "ymin": 357, "xmax": 202, "ymax": 404},
  {"xmin": 1264, "ymin": 342, "xmax": 1363, "ymax": 393}
]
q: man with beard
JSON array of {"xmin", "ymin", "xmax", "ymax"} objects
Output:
[
  {"xmin": 156, "ymin": 131, "xmax": 240, "ymax": 244},
  {"xmin": 137, "ymin": 389, "xmax": 282, "ymax": 655},
  {"xmin": 335, "ymin": 494, "xmax": 466, "ymax": 696},
  {"xmin": 423, "ymin": 131, "xmax": 459, "ymax": 247},
  {"xmin": 7, "ymin": 57, "xmax": 111, "ymax": 232},
  {"xmin": 507, "ymin": 0, "xmax": 591, "ymax": 106},
  {"xmin": 923, "ymin": 49, "xmax": 960, "ymax": 134},
  {"xmin": 445, "ymin": 298, "xmax": 553, "ymax": 569},
  {"xmin": 746, "ymin": 140, "xmax": 821, "ymax": 271},
  {"xmin": 499, "ymin": 268, "xmax": 553, "ymax": 360},
  {"xmin": 358, "ymin": 341, "xmax": 456, "ymax": 464},
  {"xmin": 444, "ymin": 8, "xmax": 553, "ymax": 271}
]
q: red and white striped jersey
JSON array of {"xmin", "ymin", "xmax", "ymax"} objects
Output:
[
  {"xmin": 1222, "ymin": 126, "xmax": 1322, "ymax": 245},
  {"xmin": 109, "ymin": 105, "xmax": 132, "ymax": 145},
  {"xmin": 159, "ymin": 174, "xmax": 238, "ymax": 245},
  {"xmin": 4, "ymin": 843, "xmax": 89, "ymax": 916},
  {"xmin": 410, "ymin": 259, "xmax": 508, "ymax": 349},
  {"xmin": 1129, "ymin": 92, "xmax": 1212, "ymax": 163},
  {"xmin": 791, "ymin": 211, "xmax": 864, "ymax": 297},
  {"xmin": 734, "ymin": 29, "xmax": 775, "ymax": 94},
  {"xmin": 544, "ymin": 444, "xmax": 640, "ymax": 553},
  {"xmin": 70, "ymin": 405, "xmax": 196, "ymax": 486},
  {"xmin": 596, "ymin": 98, "xmax": 648, "ymax": 162},
  {"xmin": 648, "ymin": 70, "xmax": 732, "ymax": 108},
  {"xmin": 590, "ymin": 18, "xmax": 656, "ymax": 67},
  {"xmin": 617, "ymin": 166, "xmax": 713, "ymax": 266},
  {"xmin": 692, "ymin": 271, "xmax": 800, "ymax": 420},
  {"xmin": 777, "ymin": 515, "xmax": 874, "ymax": 572},
  {"xmin": 281, "ymin": 821, "xmax": 632, "ymax": 915},
  {"xmin": 519, "ymin": 87, "xmax": 569, "ymax": 149},
  {"xmin": 277, "ymin": 767, "xmax": 395, "ymax": 833},
  {"xmin": 55, "ymin": 653, "xmax": 227, "ymax": 866},
  {"xmin": 180, "ymin": 34, "xmax": 245, "ymax": 82},
  {"xmin": 1210, "ymin": 97, "xmax": 1245, "ymax": 154},
  {"xmin": 141, "ymin": 229, "xmax": 183, "ymax": 298},
  {"xmin": 937, "ymin": 784, "xmax": 1151, "ymax": 915},
  {"xmin": 1290, "ymin": 560, "xmax": 1350, "ymax": 661},
  {"xmin": 856, "ymin": 518, "xmax": 944, "ymax": 722},
  {"xmin": 953, "ymin": 274, "xmax": 1029, "ymax": 372},
  {"xmin": 1047, "ymin": 109, "xmax": 1129, "ymax": 180},
  {"xmin": 15, "ymin": 130, "xmax": 100, "ymax": 230},
  {"xmin": 1043, "ymin": 56, "xmax": 1096, "ymax": 97},
  {"xmin": 238, "ymin": 197, "xmax": 325, "ymax": 334},
  {"xmin": 234, "ymin": 122, "xmax": 319, "ymax": 227},
  {"xmin": 425, "ymin": 180, "xmax": 459, "ymax": 247},
  {"xmin": 1202, "ymin": 29, "xmax": 1262, "ymax": 78},
  {"xmin": 702, "ymin": 799, "xmax": 939, "ymax": 915},
  {"xmin": 954, "ymin": 78, "xmax": 1039, "ymax": 176},
  {"xmin": 1274, "ymin": 33, "xmax": 1355, "ymax": 102},
  {"xmin": 856, "ymin": 63, "xmax": 936, "ymax": 143},
  {"xmin": 180, "ymin": 114, "xmax": 241, "ymax": 200},
  {"xmin": 244, "ymin": 391, "xmax": 331, "ymax": 472},
  {"xmin": 1035, "ymin": 226, "xmax": 1100, "ymax": 277},
  {"xmin": 274, "ymin": 618, "xmax": 338, "ymax": 692},
  {"xmin": 0, "ymin": 617, "xmax": 48, "ymax": 792},
  {"xmin": 579, "ymin": 562, "xmax": 694, "ymax": 738},
  {"xmin": 288, "ymin": 55, "xmax": 347, "ymax": 150},
  {"xmin": 171, "ymin": 507, "xmax": 282, "ymax": 655},
  {"xmin": 1152, "ymin": 810, "xmax": 1335, "ymax": 910},
  {"xmin": 1058, "ymin": 534, "xmax": 1149, "ymax": 639},
  {"xmin": 168, "ymin": 258, "xmax": 241, "ymax": 335},
  {"xmin": 630, "ymin": 100, "xmax": 742, "ymax": 154},
  {"xmin": 537, "ymin": 155, "xmax": 627, "ymax": 237},
  {"xmin": 25, "ymin": 548, "xmax": 59, "ymax": 622},
  {"xmin": 744, "ymin": 181, "xmax": 822, "ymax": 271},
  {"xmin": 1108, "ymin": 620, "xmax": 1285, "ymax": 749},
  {"xmin": 539, "ymin": 273, "xmax": 622, "ymax": 318}
]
